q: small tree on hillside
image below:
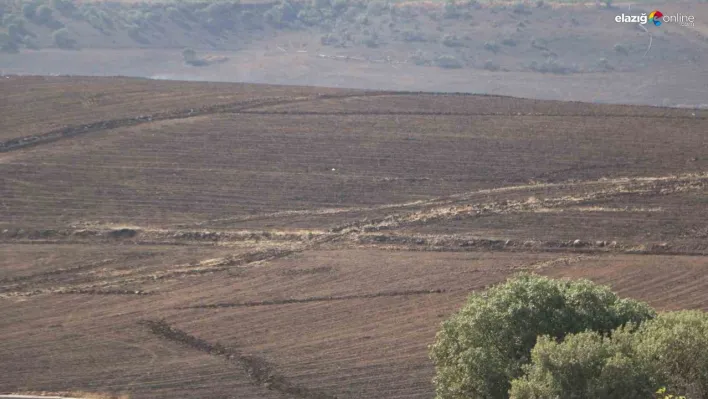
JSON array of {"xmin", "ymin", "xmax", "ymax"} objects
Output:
[
  {"xmin": 52, "ymin": 27, "xmax": 75, "ymax": 49},
  {"xmin": 0, "ymin": 31, "xmax": 19, "ymax": 53},
  {"xmin": 182, "ymin": 47, "xmax": 197, "ymax": 63},
  {"xmin": 35, "ymin": 5, "xmax": 53, "ymax": 24}
]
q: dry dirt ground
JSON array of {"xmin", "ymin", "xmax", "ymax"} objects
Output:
[{"xmin": 1, "ymin": 76, "xmax": 707, "ymax": 398}]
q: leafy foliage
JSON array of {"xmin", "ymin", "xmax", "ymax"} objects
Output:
[
  {"xmin": 264, "ymin": 0, "xmax": 298, "ymax": 28},
  {"xmin": 509, "ymin": 329, "xmax": 655, "ymax": 398},
  {"xmin": 435, "ymin": 55, "xmax": 463, "ymax": 69},
  {"xmin": 0, "ymin": 31, "xmax": 19, "ymax": 53},
  {"xmin": 635, "ymin": 311, "xmax": 708, "ymax": 398},
  {"xmin": 429, "ymin": 274, "xmax": 655, "ymax": 399},
  {"xmin": 52, "ymin": 27, "xmax": 76, "ymax": 49},
  {"xmin": 51, "ymin": 0, "xmax": 77, "ymax": 17}
]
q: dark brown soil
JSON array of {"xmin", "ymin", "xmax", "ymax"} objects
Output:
[{"xmin": 1, "ymin": 77, "xmax": 706, "ymax": 399}]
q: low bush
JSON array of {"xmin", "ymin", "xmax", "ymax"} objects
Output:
[
  {"xmin": 402, "ymin": 30, "xmax": 426, "ymax": 42},
  {"xmin": 435, "ymin": 54, "xmax": 463, "ymax": 69},
  {"xmin": 442, "ymin": 34, "xmax": 465, "ymax": 47},
  {"xmin": 483, "ymin": 40, "xmax": 500, "ymax": 53},
  {"xmin": 501, "ymin": 37, "xmax": 517, "ymax": 47},
  {"xmin": 443, "ymin": 0, "xmax": 460, "ymax": 19},
  {"xmin": 0, "ymin": 31, "xmax": 19, "ymax": 53},
  {"xmin": 530, "ymin": 58, "xmax": 578, "ymax": 74},
  {"xmin": 22, "ymin": 2, "xmax": 38, "ymax": 20},
  {"xmin": 409, "ymin": 49, "xmax": 429, "ymax": 66},
  {"xmin": 264, "ymin": 0, "xmax": 298, "ymax": 28},
  {"xmin": 52, "ymin": 27, "xmax": 77, "ymax": 49},
  {"xmin": 297, "ymin": 7, "xmax": 323, "ymax": 26},
  {"xmin": 366, "ymin": 0, "xmax": 387, "ymax": 17},
  {"xmin": 35, "ymin": 5, "xmax": 53, "ymax": 24},
  {"xmin": 483, "ymin": 59, "xmax": 500, "ymax": 71},
  {"xmin": 51, "ymin": 0, "xmax": 77, "ymax": 17}
]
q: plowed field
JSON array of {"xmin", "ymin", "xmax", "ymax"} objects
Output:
[{"xmin": 1, "ymin": 76, "xmax": 706, "ymax": 398}]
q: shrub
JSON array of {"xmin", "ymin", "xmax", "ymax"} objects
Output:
[
  {"xmin": 181, "ymin": 47, "xmax": 207, "ymax": 66},
  {"xmin": 483, "ymin": 40, "xmax": 500, "ymax": 53},
  {"xmin": 501, "ymin": 37, "xmax": 517, "ymax": 47},
  {"xmin": 297, "ymin": 7, "xmax": 322, "ymax": 26},
  {"xmin": 166, "ymin": 7, "xmax": 182, "ymax": 21},
  {"xmin": 429, "ymin": 274, "xmax": 655, "ymax": 399},
  {"xmin": 355, "ymin": 13, "xmax": 368, "ymax": 25},
  {"xmin": 483, "ymin": 59, "xmax": 499, "ymax": 71},
  {"xmin": 35, "ymin": 5, "xmax": 53, "ymax": 24},
  {"xmin": 51, "ymin": 0, "xmax": 77, "ymax": 17},
  {"xmin": 634, "ymin": 311, "xmax": 708, "ymax": 397},
  {"xmin": 182, "ymin": 47, "xmax": 197, "ymax": 63},
  {"xmin": 596, "ymin": 57, "xmax": 613, "ymax": 71},
  {"xmin": 362, "ymin": 32, "xmax": 378, "ymax": 48},
  {"xmin": 52, "ymin": 27, "xmax": 76, "ymax": 49},
  {"xmin": 313, "ymin": 0, "xmax": 331, "ymax": 10},
  {"xmin": 442, "ymin": 34, "xmax": 464, "ymax": 47},
  {"xmin": 508, "ymin": 310, "xmax": 708, "ymax": 398},
  {"xmin": 264, "ymin": 0, "xmax": 297, "ymax": 27},
  {"xmin": 443, "ymin": 0, "xmax": 459, "ymax": 19},
  {"xmin": 366, "ymin": 0, "xmax": 387, "ymax": 17},
  {"xmin": 331, "ymin": 0, "xmax": 348, "ymax": 13},
  {"xmin": 23, "ymin": 35, "xmax": 40, "ymax": 49},
  {"xmin": 409, "ymin": 49, "xmax": 429, "ymax": 66},
  {"xmin": 22, "ymin": 3, "xmax": 38, "ymax": 20},
  {"xmin": 0, "ymin": 31, "xmax": 19, "ymax": 53},
  {"xmin": 435, "ymin": 54, "xmax": 463, "ymax": 69},
  {"xmin": 7, "ymin": 23, "xmax": 23, "ymax": 41},
  {"xmin": 531, "ymin": 58, "xmax": 578, "ymax": 74},
  {"xmin": 320, "ymin": 33, "xmax": 338, "ymax": 45},
  {"xmin": 512, "ymin": 2, "xmax": 531, "ymax": 15},
  {"xmin": 509, "ymin": 329, "xmax": 656, "ymax": 399},
  {"xmin": 2, "ymin": 13, "xmax": 15, "ymax": 26},
  {"xmin": 402, "ymin": 30, "xmax": 426, "ymax": 42}
]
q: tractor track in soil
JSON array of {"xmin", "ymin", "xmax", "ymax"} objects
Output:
[
  {"xmin": 2, "ymin": 171, "xmax": 705, "ymax": 297},
  {"xmin": 239, "ymin": 110, "xmax": 708, "ymax": 120},
  {"xmin": 178, "ymin": 289, "xmax": 447, "ymax": 309},
  {"xmin": 141, "ymin": 319, "xmax": 337, "ymax": 399},
  {"xmin": 0, "ymin": 91, "xmax": 404, "ymax": 154}
]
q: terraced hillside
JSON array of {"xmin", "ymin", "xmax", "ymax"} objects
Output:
[{"xmin": 1, "ymin": 76, "xmax": 707, "ymax": 398}]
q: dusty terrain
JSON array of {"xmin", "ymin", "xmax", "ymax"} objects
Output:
[{"xmin": 1, "ymin": 76, "xmax": 707, "ymax": 398}]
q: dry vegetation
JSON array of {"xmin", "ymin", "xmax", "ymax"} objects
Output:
[{"xmin": 1, "ymin": 76, "xmax": 707, "ymax": 398}]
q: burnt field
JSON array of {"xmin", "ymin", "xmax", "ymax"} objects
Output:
[{"xmin": 1, "ymin": 76, "xmax": 707, "ymax": 398}]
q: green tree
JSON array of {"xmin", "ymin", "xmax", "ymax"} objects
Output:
[
  {"xmin": 51, "ymin": 0, "xmax": 77, "ymax": 17},
  {"xmin": 509, "ymin": 329, "xmax": 656, "ymax": 398},
  {"xmin": 35, "ymin": 5, "xmax": 53, "ymax": 25},
  {"xmin": 635, "ymin": 311, "xmax": 708, "ymax": 398},
  {"xmin": 429, "ymin": 274, "xmax": 655, "ymax": 399},
  {"xmin": 0, "ymin": 31, "xmax": 19, "ymax": 53},
  {"xmin": 22, "ymin": 3, "xmax": 38, "ymax": 20},
  {"xmin": 52, "ymin": 27, "xmax": 75, "ymax": 49},
  {"xmin": 182, "ymin": 47, "xmax": 197, "ymax": 63}
]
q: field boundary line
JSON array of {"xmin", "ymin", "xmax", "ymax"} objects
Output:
[
  {"xmin": 141, "ymin": 319, "xmax": 337, "ymax": 399},
  {"xmin": 239, "ymin": 110, "xmax": 706, "ymax": 119},
  {"xmin": 0, "ymin": 91, "xmax": 404, "ymax": 154},
  {"xmin": 178, "ymin": 288, "xmax": 447, "ymax": 309}
]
